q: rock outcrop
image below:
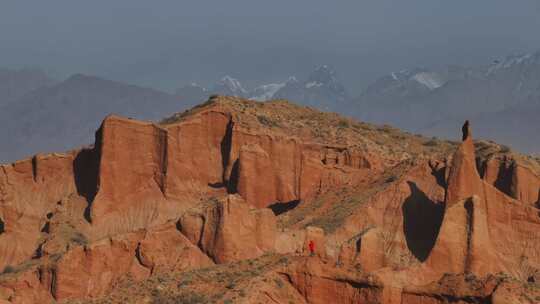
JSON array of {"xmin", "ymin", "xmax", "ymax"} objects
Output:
[
  {"xmin": 178, "ymin": 195, "xmax": 276, "ymax": 263},
  {"xmin": 1, "ymin": 97, "xmax": 539, "ymax": 303},
  {"xmin": 479, "ymin": 155, "xmax": 540, "ymax": 205}
]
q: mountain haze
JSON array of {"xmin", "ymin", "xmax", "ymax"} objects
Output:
[
  {"xmin": 0, "ymin": 74, "xmax": 189, "ymax": 162},
  {"xmin": 353, "ymin": 51, "xmax": 540, "ymax": 153},
  {"xmin": 2, "ymin": 50, "xmax": 540, "ymax": 162},
  {"xmin": 0, "ymin": 67, "xmax": 55, "ymax": 107}
]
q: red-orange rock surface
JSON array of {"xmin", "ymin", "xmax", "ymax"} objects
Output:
[
  {"xmin": 479, "ymin": 154, "xmax": 540, "ymax": 205},
  {"xmin": 1, "ymin": 96, "xmax": 539, "ymax": 303},
  {"xmin": 178, "ymin": 194, "xmax": 276, "ymax": 263}
]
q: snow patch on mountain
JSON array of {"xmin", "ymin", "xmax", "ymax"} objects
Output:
[
  {"xmin": 250, "ymin": 82, "xmax": 286, "ymax": 101},
  {"xmin": 412, "ymin": 72, "xmax": 445, "ymax": 90},
  {"xmin": 177, "ymin": 65, "xmax": 347, "ymax": 112},
  {"xmin": 214, "ymin": 75, "xmax": 248, "ymax": 96},
  {"xmin": 305, "ymin": 81, "xmax": 323, "ymax": 89},
  {"xmin": 189, "ymin": 82, "xmax": 207, "ymax": 91},
  {"xmin": 486, "ymin": 53, "xmax": 535, "ymax": 75},
  {"xmin": 286, "ymin": 76, "xmax": 299, "ymax": 84}
]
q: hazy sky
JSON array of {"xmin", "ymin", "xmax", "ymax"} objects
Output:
[{"xmin": 1, "ymin": 0, "xmax": 540, "ymax": 93}]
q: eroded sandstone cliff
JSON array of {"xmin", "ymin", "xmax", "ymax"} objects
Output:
[{"xmin": 0, "ymin": 96, "xmax": 539, "ymax": 304}]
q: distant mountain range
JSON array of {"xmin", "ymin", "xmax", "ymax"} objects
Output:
[
  {"xmin": 180, "ymin": 55, "xmax": 540, "ymax": 153},
  {"xmin": 175, "ymin": 65, "xmax": 348, "ymax": 112},
  {"xmin": 0, "ymin": 67, "xmax": 55, "ymax": 107},
  {"xmin": 0, "ymin": 73, "xmax": 190, "ymax": 162},
  {"xmin": 1, "ymin": 50, "xmax": 540, "ymax": 163},
  {"xmin": 352, "ymin": 52, "xmax": 540, "ymax": 153}
]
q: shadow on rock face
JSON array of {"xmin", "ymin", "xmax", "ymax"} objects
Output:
[
  {"xmin": 431, "ymin": 165, "xmax": 447, "ymax": 188},
  {"xmin": 0, "ymin": 217, "xmax": 4, "ymax": 234},
  {"xmin": 208, "ymin": 182, "xmax": 226, "ymax": 188},
  {"xmin": 536, "ymin": 189, "xmax": 540, "ymax": 207},
  {"xmin": 402, "ymin": 181, "xmax": 445, "ymax": 262},
  {"xmin": 73, "ymin": 147, "xmax": 100, "ymax": 223},
  {"xmin": 227, "ymin": 159, "xmax": 240, "ymax": 194},
  {"xmin": 495, "ymin": 162, "xmax": 513, "ymax": 197},
  {"xmin": 268, "ymin": 200, "xmax": 301, "ymax": 216}
]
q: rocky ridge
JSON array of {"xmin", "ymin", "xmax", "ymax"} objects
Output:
[{"xmin": 0, "ymin": 96, "xmax": 539, "ymax": 303}]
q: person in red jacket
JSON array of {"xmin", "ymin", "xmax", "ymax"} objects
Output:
[{"xmin": 308, "ymin": 240, "xmax": 315, "ymax": 256}]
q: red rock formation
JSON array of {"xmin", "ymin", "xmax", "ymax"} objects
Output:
[
  {"xmin": 236, "ymin": 144, "xmax": 277, "ymax": 209},
  {"xmin": 426, "ymin": 122, "xmax": 503, "ymax": 276},
  {"xmin": 136, "ymin": 222, "xmax": 214, "ymax": 274},
  {"xmin": 426, "ymin": 121, "xmax": 540, "ymax": 279},
  {"xmin": 337, "ymin": 227, "xmax": 384, "ymax": 272},
  {"xmin": 178, "ymin": 195, "xmax": 276, "ymax": 263},
  {"xmin": 445, "ymin": 121, "xmax": 484, "ymax": 205},
  {"xmin": 230, "ymin": 133, "xmax": 378, "ymax": 208},
  {"xmin": 0, "ymin": 153, "xmax": 79, "ymax": 270},
  {"xmin": 511, "ymin": 163, "xmax": 540, "ymax": 205},
  {"xmin": 0, "ymin": 222, "xmax": 214, "ymax": 302},
  {"xmin": 1, "ymin": 98, "xmax": 540, "ymax": 303},
  {"xmin": 400, "ymin": 273, "xmax": 499, "ymax": 304},
  {"xmin": 282, "ymin": 258, "xmax": 383, "ymax": 304},
  {"xmin": 164, "ymin": 110, "xmax": 231, "ymax": 198},
  {"xmin": 89, "ymin": 116, "xmax": 168, "ymax": 237},
  {"xmin": 479, "ymin": 156, "xmax": 514, "ymax": 196},
  {"xmin": 480, "ymin": 155, "xmax": 540, "ymax": 205}
]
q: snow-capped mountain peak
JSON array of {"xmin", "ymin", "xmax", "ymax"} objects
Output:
[
  {"xmin": 305, "ymin": 81, "xmax": 323, "ymax": 89},
  {"xmin": 384, "ymin": 69, "xmax": 446, "ymax": 91},
  {"xmin": 178, "ymin": 65, "xmax": 347, "ymax": 112},
  {"xmin": 389, "ymin": 69, "xmax": 414, "ymax": 80},
  {"xmin": 250, "ymin": 82, "xmax": 286, "ymax": 101},
  {"xmin": 307, "ymin": 65, "xmax": 339, "ymax": 86},
  {"xmin": 412, "ymin": 72, "xmax": 445, "ymax": 90},
  {"xmin": 486, "ymin": 53, "xmax": 537, "ymax": 76},
  {"xmin": 214, "ymin": 75, "xmax": 248, "ymax": 96},
  {"xmin": 286, "ymin": 76, "xmax": 299, "ymax": 84}
]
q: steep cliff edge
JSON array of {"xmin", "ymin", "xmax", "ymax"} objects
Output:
[{"xmin": 0, "ymin": 96, "xmax": 539, "ymax": 303}]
